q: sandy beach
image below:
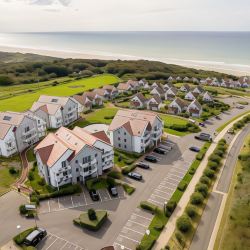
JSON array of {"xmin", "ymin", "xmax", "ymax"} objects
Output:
[{"xmin": 0, "ymin": 45, "xmax": 249, "ymax": 76}]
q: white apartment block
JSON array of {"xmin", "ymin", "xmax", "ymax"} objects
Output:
[
  {"xmin": 0, "ymin": 111, "xmax": 40, "ymax": 157},
  {"xmin": 108, "ymin": 109, "xmax": 164, "ymax": 153},
  {"xmin": 30, "ymin": 95, "xmax": 79, "ymax": 129},
  {"xmin": 34, "ymin": 126, "xmax": 114, "ymax": 188}
]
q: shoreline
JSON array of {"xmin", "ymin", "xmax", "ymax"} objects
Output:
[{"xmin": 0, "ymin": 45, "xmax": 249, "ymax": 76}]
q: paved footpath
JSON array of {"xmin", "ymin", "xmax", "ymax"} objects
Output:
[{"xmin": 154, "ymin": 113, "xmax": 250, "ymax": 250}]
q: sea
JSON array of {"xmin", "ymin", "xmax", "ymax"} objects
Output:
[{"xmin": 0, "ymin": 31, "xmax": 250, "ymax": 75}]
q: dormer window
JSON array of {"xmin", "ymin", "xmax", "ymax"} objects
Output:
[
  {"xmin": 3, "ymin": 116, "xmax": 11, "ymax": 121},
  {"xmin": 51, "ymin": 99, "xmax": 58, "ymax": 103}
]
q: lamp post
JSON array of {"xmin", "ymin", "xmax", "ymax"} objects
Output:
[
  {"xmin": 146, "ymin": 229, "xmax": 150, "ymax": 236},
  {"xmin": 17, "ymin": 225, "xmax": 21, "ymax": 243},
  {"xmin": 164, "ymin": 201, "xmax": 168, "ymax": 215}
]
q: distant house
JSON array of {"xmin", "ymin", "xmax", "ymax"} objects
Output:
[
  {"xmin": 168, "ymin": 76, "xmax": 174, "ymax": 82},
  {"xmin": 151, "ymin": 82, "xmax": 164, "ymax": 90},
  {"xmin": 93, "ymin": 88, "xmax": 110, "ymax": 100},
  {"xmin": 202, "ymin": 91, "xmax": 214, "ymax": 102},
  {"xmin": 187, "ymin": 100, "xmax": 203, "ymax": 117},
  {"xmin": 183, "ymin": 77, "xmax": 190, "ymax": 82},
  {"xmin": 102, "ymin": 85, "xmax": 119, "ymax": 99},
  {"xmin": 176, "ymin": 76, "xmax": 182, "ymax": 82},
  {"xmin": 138, "ymin": 79, "xmax": 148, "ymax": 87},
  {"xmin": 192, "ymin": 77, "xmax": 199, "ymax": 84},
  {"xmin": 144, "ymin": 82, "xmax": 150, "ymax": 90},
  {"xmin": 165, "ymin": 87, "xmax": 178, "ymax": 100},
  {"xmin": 30, "ymin": 95, "xmax": 79, "ymax": 129},
  {"xmin": 127, "ymin": 80, "xmax": 140, "ymax": 91},
  {"xmin": 117, "ymin": 82, "xmax": 132, "ymax": 93},
  {"xmin": 150, "ymin": 87, "xmax": 165, "ymax": 99},
  {"xmin": 180, "ymin": 84, "xmax": 191, "ymax": 92},
  {"xmin": 130, "ymin": 93, "xmax": 148, "ymax": 109},
  {"xmin": 193, "ymin": 86, "xmax": 204, "ymax": 94},
  {"xmin": 147, "ymin": 95, "xmax": 162, "ymax": 111},
  {"xmin": 168, "ymin": 98, "xmax": 188, "ymax": 115},
  {"xmin": 184, "ymin": 91, "xmax": 199, "ymax": 101},
  {"xmin": 163, "ymin": 82, "xmax": 174, "ymax": 91}
]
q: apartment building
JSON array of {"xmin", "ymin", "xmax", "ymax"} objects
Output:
[
  {"xmin": 0, "ymin": 111, "xmax": 40, "ymax": 157},
  {"xmin": 30, "ymin": 95, "xmax": 79, "ymax": 129},
  {"xmin": 34, "ymin": 126, "xmax": 114, "ymax": 188},
  {"xmin": 108, "ymin": 109, "xmax": 164, "ymax": 153}
]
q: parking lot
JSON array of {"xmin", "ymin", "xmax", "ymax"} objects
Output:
[
  {"xmin": 113, "ymin": 207, "xmax": 154, "ymax": 250},
  {"xmin": 39, "ymin": 186, "xmax": 126, "ymax": 214},
  {"xmin": 37, "ymin": 232, "xmax": 86, "ymax": 250}
]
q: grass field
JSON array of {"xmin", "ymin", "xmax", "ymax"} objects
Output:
[
  {"xmin": 215, "ymin": 134, "xmax": 250, "ymax": 250},
  {"xmin": 0, "ymin": 74, "xmax": 120, "ymax": 112}
]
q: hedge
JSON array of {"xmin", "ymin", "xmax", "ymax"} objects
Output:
[
  {"xmin": 178, "ymin": 181, "xmax": 187, "ymax": 192},
  {"xmin": 203, "ymin": 168, "xmax": 215, "ymax": 179},
  {"xmin": 185, "ymin": 205, "xmax": 197, "ymax": 219},
  {"xmin": 13, "ymin": 227, "xmax": 36, "ymax": 245},
  {"xmin": 190, "ymin": 192, "xmax": 204, "ymax": 205},
  {"xmin": 195, "ymin": 183, "xmax": 209, "ymax": 198},
  {"xmin": 140, "ymin": 201, "xmax": 158, "ymax": 213},
  {"xmin": 107, "ymin": 170, "xmax": 122, "ymax": 179},
  {"xmin": 176, "ymin": 215, "xmax": 192, "ymax": 233},
  {"xmin": 165, "ymin": 200, "xmax": 177, "ymax": 217},
  {"xmin": 121, "ymin": 164, "xmax": 136, "ymax": 174},
  {"xmin": 208, "ymin": 154, "xmax": 222, "ymax": 164}
]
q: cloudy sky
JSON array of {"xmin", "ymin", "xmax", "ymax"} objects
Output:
[{"xmin": 0, "ymin": 0, "xmax": 250, "ymax": 32}]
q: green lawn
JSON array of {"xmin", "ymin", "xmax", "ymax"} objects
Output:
[
  {"xmin": 0, "ymin": 74, "xmax": 120, "ymax": 112},
  {"xmin": 26, "ymin": 147, "xmax": 36, "ymax": 162},
  {"xmin": 0, "ymin": 167, "xmax": 20, "ymax": 195},
  {"xmin": 86, "ymin": 178, "xmax": 109, "ymax": 190},
  {"xmin": 114, "ymin": 149, "xmax": 141, "ymax": 167},
  {"xmin": 159, "ymin": 114, "xmax": 188, "ymax": 126}
]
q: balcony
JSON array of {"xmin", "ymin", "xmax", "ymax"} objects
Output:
[
  {"xmin": 79, "ymin": 159, "xmax": 97, "ymax": 169},
  {"xmin": 102, "ymin": 151, "xmax": 114, "ymax": 158},
  {"xmin": 23, "ymin": 132, "xmax": 37, "ymax": 143},
  {"xmin": 143, "ymin": 131, "xmax": 151, "ymax": 140},
  {"xmin": 102, "ymin": 161, "xmax": 113, "ymax": 170},
  {"xmin": 22, "ymin": 127, "xmax": 35, "ymax": 136},
  {"xmin": 80, "ymin": 167, "xmax": 97, "ymax": 177}
]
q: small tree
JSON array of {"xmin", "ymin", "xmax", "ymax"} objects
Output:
[
  {"xmin": 200, "ymin": 176, "xmax": 211, "ymax": 186},
  {"xmin": 195, "ymin": 183, "xmax": 209, "ymax": 198},
  {"xmin": 204, "ymin": 168, "xmax": 215, "ymax": 179},
  {"xmin": 28, "ymin": 172, "xmax": 34, "ymax": 181},
  {"xmin": 88, "ymin": 209, "xmax": 97, "ymax": 221},
  {"xmin": 186, "ymin": 205, "xmax": 197, "ymax": 219},
  {"xmin": 190, "ymin": 192, "xmax": 204, "ymax": 205},
  {"xmin": 176, "ymin": 215, "xmax": 192, "ymax": 233}
]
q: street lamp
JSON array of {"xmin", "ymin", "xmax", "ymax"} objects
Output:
[
  {"xmin": 164, "ymin": 201, "xmax": 168, "ymax": 215},
  {"xmin": 146, "ymin": 229, "xmax": 150, "ymax": 236},
  {"xmin": 120, "ymin": 245, "xmax": 125, "ymax": 250},
  {"xmin": 17, "ymin": 225, "xmax": 21, "ymax": 243}
]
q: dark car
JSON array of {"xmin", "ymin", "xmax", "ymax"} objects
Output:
[
  {"xmin": 108, "ymin": 186, "xmax": 118, "ymax": 197},
  {"xmin": 135, "ymin": 161, "xmax": 150, "ymax": 169},
  {"xmin": 128, "ymin": 172, "xmax": 143, "ymax": 181},
  {"xmin": 189, "ymin": 146, "xmax": 200, "ymax": 152},
  {"xmin": 145, "ymin": 155, "xmax": 158, "ymax": 163},
  {"xmin": 195, "ymin": 133, "xmax": 212, "ymax": 142},
  {"xmin": 89, "ymin": 189, "xmax": 100, "ymax": 201},
  {"xmin": 215, "ymin": 115, "xmax": 221, "ymax": 120},
  {"xmin": 153, "ymin": 147, "xmax": 166, "ymax": 155},
  {"xmin": 24, "ymin": 228, "xmax": 47, "ymax": 247},
  {"xmin": 199, "ymin": 122, "xmax": 205, "ymax": 127}
]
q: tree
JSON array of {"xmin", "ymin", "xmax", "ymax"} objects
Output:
[
  {"xmin": 0, "ymin": 75, "xmax": 14, "ymax": 86},
  {"xmin": 190, "ymin": 192, "xmax": 204, "ymax": 205},
  {"xmin": 88, "ymin": 209, "xmax": 97, "ymax": 220},
  {"xmin": 176, "ymin": 215, "xmax": 192, "ymax": 233}
]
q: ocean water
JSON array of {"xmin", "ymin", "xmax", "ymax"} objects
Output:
[{"xmin": 0, "ymin": 31, "xmax": 250, "ymax": 74}]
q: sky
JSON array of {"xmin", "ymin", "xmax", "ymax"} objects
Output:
[{"xmin": 0, "ymin": 0, "xmax": 250, "ymax": 32}]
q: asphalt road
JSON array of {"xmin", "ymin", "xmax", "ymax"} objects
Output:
[
  {"xmin": 0, "ymin": 98, "xmax": 249, "ymax": 250},
  {"xmin": 189, "ymin": 124, "xmax": 250, "ymax": 250}
]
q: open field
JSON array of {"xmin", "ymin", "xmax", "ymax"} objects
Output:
[
  {"xmin": 0, "ymin": 74, "xmax": 120, "ymax": 112},
  {"xmin": 215, "ymin": 134, "xmax": 250, "ymax": 250}
]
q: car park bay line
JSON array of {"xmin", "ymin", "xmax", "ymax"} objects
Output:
[
  {"xmin": 148, "ymin": 199, "xmax": 164, "ymax": 206},
  {"xmin": 60, "ymin": 241, "xmax": 68, "ymax": 250},
  {"xmin": 123, "ymin": 226, "xmax": 144, "ymax": 235},
  {"xmin": 119, "ymin": 234, "xmax": 140, "ymax": 244},
  {"xmin": 132, "ymin": 213, "xmax": 152, "ymax": 221},
  {"xmin": 45, "ymin": 237, "xmax": 58, "ymax": 250},
  {"xmin": 170, "ymin": 170, "xmax": 184, "ymax": 177},
  {"xmin": 169, "ymin": 173, "xmax": 183, "ymax": 179},
  {"xmin": 164, "ymin": 176, "xmax": 180, "ymax": 183},
  {"xmin": 158, "ymin": 185, "xmax": 175, "ymax": 191},
  {"xmin": 151, "ymin": 194, "xmax": 169, "ymax": 200},
  {"xmin": 127, "ymin": 220, "xmax": 148, "ymax": 228},
  {"xmin": 155, "ymin": 189, "xmax": 172, "ymax": 195},
  {"xmin": 114, "ymin": 242, "xmax": 132, "ymax": 250},
  {"xmin": 159, "ymin": 181, "xmax": 175, "ymax": 189}
]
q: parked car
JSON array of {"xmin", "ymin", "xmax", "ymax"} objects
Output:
[
  {"xmin": 237, "ymin": 105, "xmax": 244, "ymax": 109},
  {"xmin": 215, "ymin": 115, "xmax": 221, "ymax": 120},
  {"xmin": 145, "ymin": 155, "xmax": 158, "ymax": 163},
  {"xmin": 153, "ymin": 147, "xmax": 166, "ymax": 154},
  {"xmin": 227, "ymin": 128, "xmax": 234, "ymax": 134},
  {"xmin": 135, "ymin": 161, "xmax": 150, "ymax": 169},
  {"xmin": 128, "ymin": 172, "xmax": 143, "ymax": 181},
  {"xmin": 199, "ymin": 122, "xmax": 205, "ymax": 127},
  {"xmin": 24, "ymin": 228, "xmax": 47, "ymax": 247},
  {"xmin": 195, "ymin": 133, "xmax": 212, "ymax": 142},
  {"xmin": 108, "ymin": 186, "xmax": 118, "ymax": 197},
  {"xmin": 189, "ymin": 146, "xmax": 200, "ymax": 152},
  {"xmin": 89, "ymin": 189, "xmax": 100, "ymax": 201}
]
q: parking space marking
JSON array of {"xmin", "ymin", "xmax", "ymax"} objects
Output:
[
  {"xmin": 155, "ymin": 189, "xmax": 172, "ymax": 195},
  {"xmin": 60, "ymin": 242, "xmax": 68, "ymax": 249},
  {"xmin": 165, "ymin": 176, "xmax": 180, "ymax": 183},
  {"xmin": 159, "ymin": 182, "xmax": 175, "ymax": 189},
  {"xmin": 148, "ymin": 199, "xmax": 164, "ymax": 206},
  {"xmin": 119, "ymin": 235, "xmax": 140, "ymax": 244},
  {"xmin": 172, "ymin": 165, "xmax": 188, "ymax": 171},
  {"xmin": 45, "ymin": 238, "xmax": 58, "ymax": 250},
  {"xmin": 128, "ymin": 220, "xmax": 148, "ymax": 228},
  {"xmin": 132, "ymin": 213, "xmax": 152, "ymax": 221},
  {"xmin": 162, "ymin": 180, "xmax": 177, "ymax": 187},
  {"xmin": 151, "ymin": 194, "xmax": 168, "ymax": 200},
  {"xmin": 158, "ymin": 185, "xmax": 174, "ymax": 191},
  {"xmin": 123, "ymin": 227, "xmax": 144, "ymax": 235},
  {"xmin": 114, "ymin": 242, "xmax": 132, "ymax": 250},
  {"xmin": 106, "ymin": 189, "xmax": 112, "ymax": 200},
  {"xmin": 169, "ymin": 173, "xmax": 182, "ymax": 179},
  {"xmin": 150, "ymin": 154, "xmax": 162, "ymax": 160},
  {"xmin": 171, "ymin": 168, "xmax": 185, "ymax": 175},
  {"xmin": 170, "ymin": 171, "xmax": 184, "ymax": 178},
  {"xmin": 48, "ymin": 200, "xmax": 50, "ymax": 212}
]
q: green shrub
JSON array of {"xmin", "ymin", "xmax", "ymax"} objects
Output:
[
  {"xmin": 107, "ymin": 170, "xmax": 122, "ymax": 179},
  {"xmin": 196, "ymin": 151, "xmax": 205, "ymax": 161},
  {"xmin": 121, "ymin": 165, "xmax": 136, "ymax": 174},
  {"xmin": 106, "ymin": 176, "xmax": 116, "ymax": 187},
  {"xmin": 28, "ymin": 171, "xmax": 34, "ymax": 181},
  {"xmin": 178, "ymin": 181, "xmax": 187, "ymax": 192},
  {"xmin": 204, "ymin": 168, "xmax": 215, "ymax": 179},
  {"xmin": 38, "ymin": 178, "xmax": 46, "ymax": 186},
  {"xmin": 176, "ymin": 215, "xmax": 192, "ymax": 233},
  {"xmin": 19, "ymin": 204, "xmax": 27, "ymax": 215},
  {"xmin": 195, "ymin": 183, "xmax": 209, "ymax": 198},
  {"xmin": 209, "ymin": 154, "xmax": 222, "ymax": 164},
  {"xmin": 238, "ymin": 153, "xmax": 250, "ymax": 161},
  {"xmin": 189, "ymin": 167, "xmax": 196, "ymax": 175},
  {"xmin": 207, "ymin": 161, "xmax": 219, "ymax": 171},
  {"xmin": 165, "ymin": 200, "xmax": 177, "ymax": 217},
  {"xmin": 186, "ymin": 205, "xmax": 197, "ymax": 219},
  {"xmin": 214, "ymin": 149, "xmax": 224, "ymax": 157},
  {"xmin": 88, "ymin": 209, "xmax": 97, "ymax": 220},
  {"xmin": 190, "ymin": 192, "xmax": 204, "ymax": 205},
  {"xmin": 9, "ymin": 167, "xmax": 18, "ymax": 175},
  {"xmin": 175, "ymin": 231, "xmax": 185, "ymax": 247},
  {"xmin": 200, "ymin": 176, "xmax": 211, "ymax": 186},
  {"xmin": 140, "ymin": 201, "xmax": 157, "ymax": 213}
]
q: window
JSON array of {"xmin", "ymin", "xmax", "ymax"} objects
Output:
[
  {"xmin": 95, "ymin": 153, "xmax": 97, "ymax": 157},
  {"xmin": 118, "ymin": 131, "xmax": 120, "ymax": 134},
  {"xmin": 38, "ymin": 120, "xmax": 40, "ymax": 124},
  {"xmin": 124, "ymin": 145, "xmax": 127, "ymax": 149},
  {"xmin": 63, "ymin": 171, "xmax": 67, "ymax": 176},
  {"xmin": 118, "ymin": 137, "xmax": 120, "ymax": 141},
  {"xmin": 51, "ymin": 99, "xmax": 58, "ymax": 103},
  {"xmin": 75, "ymin": 160, "xmax": 78, "ymax": 164},
  {"xmin": 118, "ymin": 143, "xmax": 121, "ymax": 147},
  {"xmin": 124, "ymin": 132, "xmax": 126, "ymax": 135},
  {"xmin": 141, "ymin": 139, "xmax": 143, "ymax": 143},
  {"xmin": 82, "ymin": 156, "xmax": 91, "ymax": 164},
  {"xmin": 76, "ymin": 168, "xmax": 79, "ymax": 172},
  {"xmin": 124, "ymin": 139, "xmax": 127, "ymax": 142},
  {"xmin": 68, "ymin": 107, "xmax": 72, "ymax": 111},
  {"xmin": 62, "ymin": 161, "xmax": 66, "ymax": 168},
  {"xmin": 24, "ymin": 126, "xmax": 30, "ymax": 133}
]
